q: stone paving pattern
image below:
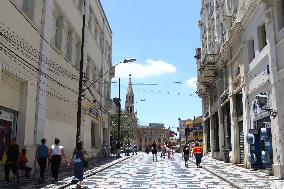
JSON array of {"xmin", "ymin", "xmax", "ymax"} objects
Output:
[
  {"xmin": 201, "ymin": 156, "xmax": 284, "ymax": 189},
  {"xmin": 0, "ymin": 156, "xmax": 125, "ymax": 189},
  {"xmin": 67, "ymin": 153, "xmax": 235, "ymax": 189}
]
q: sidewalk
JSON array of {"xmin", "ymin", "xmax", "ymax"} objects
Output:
[
  {"xmin": 0, "ymin": 155, "xmax": 130, "ymax": 189},
  {"xmin": 197, "ymin": 156, "xmax": 284, "ymax": 189}
]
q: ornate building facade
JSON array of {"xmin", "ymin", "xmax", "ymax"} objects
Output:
[
  {"xmin": 196, "ymin": 0, "xmax": 284, "ymax": 178},
  {"xmin": 0, "ymin": 0, "xmax": 113, "ymax": 165}
]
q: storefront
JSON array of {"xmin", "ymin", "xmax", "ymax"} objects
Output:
[{"xmin": 0, "ymin": 107, "xmax": 17, "ymax": 160}]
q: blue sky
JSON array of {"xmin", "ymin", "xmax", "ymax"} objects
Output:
[{"xmin": 101, "ymin": 0, "xmax": 201, "ymax": 130}]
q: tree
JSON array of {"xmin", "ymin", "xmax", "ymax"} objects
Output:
[{"xmin": 110, "ymin": 110, "xmax": 142, "ymax": 142}]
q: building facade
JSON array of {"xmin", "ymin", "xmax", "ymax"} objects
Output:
[
  {"xmin": 136, "ymin": 123, "xmax": 169, "ymax": 151},
  {"xmin": 186, "ymin": 117, "xmax": 203, "ymax": 146},
  {"xmin": 196, "ymin": 0, "xmax": 284, "ymax": 178},
  {"xmin": 0, "ymin": 0, "xmax": 113, "ymax": 164}
]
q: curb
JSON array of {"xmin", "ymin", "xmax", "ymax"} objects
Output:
[
  {"xmin": 189, "ymin": 159, "xmax": 243, "ymax": 189},
  {"xmin": 57, "ymin": 156, "xmax": 131, "ymax": 189}
]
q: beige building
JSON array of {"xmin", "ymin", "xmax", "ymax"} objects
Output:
[
  {"xmin": 0, "ymin": 0, "xmax": 113, "ymax": 165},
  {"xmin": 196, "ymin": 0, "xmax": 284, "ymax": 178},
  {"xmin": 136, "ymin": 123, "xmax": 169, "ymax": 151}
]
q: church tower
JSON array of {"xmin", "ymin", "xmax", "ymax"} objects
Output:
[{"xmin": 125, "ymin": 74, "xmax": 135, "ymax": 115}]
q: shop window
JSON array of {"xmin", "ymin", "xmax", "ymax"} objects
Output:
[
  {"xmin": 91, "ymin": 123, "xmax": 95, "ymax": 148},
  {"xmin": 258, "ymin": 24, "xmax": 267, "ymax": 51}
]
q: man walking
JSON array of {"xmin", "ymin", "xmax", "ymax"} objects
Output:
[
  {"xmin": 183, "ymin": 144, "xmax": 190, "ymax": 168},
  {"xmin": 34, "ymin": 138, "xmax": 49, "ymax": 183},
  {"xmin": 193, "ymin": 142, "xmax": 203, "ymax": 168},
  {"xmin": 4, "ymin": 138, "xmax": 19, "ymax": 184},
  {"xmin": 151, "ymin": 140, "xmax": 158, "ymax": 161}
]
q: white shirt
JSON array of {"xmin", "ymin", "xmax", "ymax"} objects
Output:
[{"xmin": 51, "ymin": 144, "xmax": 63, "ymax": 155}]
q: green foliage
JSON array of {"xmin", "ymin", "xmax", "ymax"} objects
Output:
[{"xmin": 110, "ymin": 111, "xmax": 140, "ymax": 141}]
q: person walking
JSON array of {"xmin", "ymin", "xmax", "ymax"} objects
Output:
[
  {"xmin": 183, "ymin": 144, "xmax": 190, "ymax": 168},
  {"xmin": 151, "ymin": 140, "xmax": 158, "ymax": 161},
  {"xmin": 166, "ymin": 143, "xmax": 171, "ymax": 159},
  {"xmin": 132, "ymin": 143, "xmax": 137, "ymax": 155},
  {"xmin": 34, "ymin": 138, "xmax": 49, "ymax": 183},
  {"xmin": 49, "ymin": 138, "xmax": 66, "ymax": 183},
  {"xmin": 102, "ymin": 141, "xmax": 107, "ymax": 158},
  {"xmin": 116, "ymin": 141, "xmax": 121, "ymax": 157},
  {"xmin": 18, "ymin": 148, "xmax": 32, "ymax": 177},
  {"xmin": 193, "ymin": 142, "xmax": 203, "ymax": 168},
  {"xmin": 69, "ymin": 141, "xmax": 87, "ymax": 187},
  {"xmin": 4, "ymin": 138, "xmax": 20, "ymax": 184}
]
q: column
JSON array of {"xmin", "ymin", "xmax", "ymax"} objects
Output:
[{"xmin": 218, "ymin": 108, "xmax": 225, "ymax": 160}]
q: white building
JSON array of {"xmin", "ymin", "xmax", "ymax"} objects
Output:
[
  {"xmin": 196, "ymin": 0, "xmax": 284, "ymax": 178},
  {"xmin": 0, "ymin": 0, "xmax": 113, "ymax": 166}
]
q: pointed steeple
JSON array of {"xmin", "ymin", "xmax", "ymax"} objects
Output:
[
  {"xmin": 127, "ymin": 74, "xmax": 133, "ymax": 95},
  {"xmin": 125, "ymin": 74, "xmax": 134, "ymax": 115}
]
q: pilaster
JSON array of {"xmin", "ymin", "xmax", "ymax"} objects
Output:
[
  {"xmin": 264, "ymin": 2, "xmax": 284, "ymax": 178},
  {"xmin": 34, "ymin": 0, "xmax": 54, "ymax": 145}
]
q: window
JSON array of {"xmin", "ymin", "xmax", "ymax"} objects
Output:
[
  {"xmin": 88, "ymin": 10, "xmax": 93, "ymax": 31},
  {"xmin": 55, "ymin": 17, "xmax": 62, "ymax": 50},
  {"xmin": 235, "ymin": 65, "xmax": 241, "ymax": 77},
  {"xmin": 22, "ymin": 0, "xmax": 34, "ymax": 20},
  {"xmin": 258, "ymin": 24, "xmax": 267, "ymax": 51},
  {"xmin": 220, "ymin": 23, "xmax": 225, "ymax": 43},
  {"xmin": 75, "ymin": 42, "xmax": 81, "ymax": 69},
  {"xmin": 276, "ymin": 0, "xmax": 284, "ymax": 30},
  {"xmin": 66, "ymin": 32, "xmax": 73, "ymax": 61},
  {"xmin": 247, "ymin": 39, "xmax": 255, "ymax": 63},
  {"xmin": 232, "ymin": 0, "xmax": 239, "ymax": 21}
]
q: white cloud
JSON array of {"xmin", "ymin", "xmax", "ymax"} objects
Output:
[
  {"xmin": 186, "ymin": 77, "xmax": 197, "ymax": 89},
  {"xmin": 115, "ymin": 59, "xmax": 176, "ymax": 79}
]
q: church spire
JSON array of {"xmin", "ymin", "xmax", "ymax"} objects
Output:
[{"xmin": 125, "ymin": 74, "xmax": 134, "ymax": 115}]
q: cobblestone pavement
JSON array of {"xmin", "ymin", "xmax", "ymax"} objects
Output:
[
  {"xmin": 66, "ymin": 153, "xmax": 235, "ymax": 189},
  {"xmin": 0, "ymin": 155, "xmax": 128, "ymax": 189},
  {"xmin": 201, "ymin": 156, "xmax": 284, "ymax": 189}
]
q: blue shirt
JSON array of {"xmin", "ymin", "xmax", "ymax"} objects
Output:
[{"xmin": 37, "ymin": 144, "xmax": 48, "ymax": 158}]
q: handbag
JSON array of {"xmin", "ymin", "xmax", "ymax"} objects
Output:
[
  {"xmin": 83, "ymin": 158, "xmax": 88, "ymax": 168},
  {"xmin": 1, "ymin": 152, "xmax": 7, "ymax": 165}
]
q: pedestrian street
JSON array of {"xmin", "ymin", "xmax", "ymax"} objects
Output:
[{"xmin": 67, "ymin": 153, "xmax": 235, "ymax": 189}]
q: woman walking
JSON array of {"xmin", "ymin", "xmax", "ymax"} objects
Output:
[
  {"xmin": 69, "ymin": 141, "xmax": 87, "ymax": 187},
  {"xmin": 49, "ymin": 138, "xmax": 66, "ymax": 183},
  {"xmin": 151, "ymin": 140, "xmax": 157, "ymax": 161}
]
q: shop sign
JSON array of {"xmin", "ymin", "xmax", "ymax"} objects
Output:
[{"xmin": 90, "ymin": 107, "xmax": 98, "ymax": 117}]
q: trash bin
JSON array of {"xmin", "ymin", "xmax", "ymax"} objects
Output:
[{"xmin": 223, "ymin": 146, "xmax": 230, "ymax": 163}]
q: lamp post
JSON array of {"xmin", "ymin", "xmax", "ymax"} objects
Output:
[{"xmin": 76, "ymin": 0, "xmax": 87, "ymax": 142}]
